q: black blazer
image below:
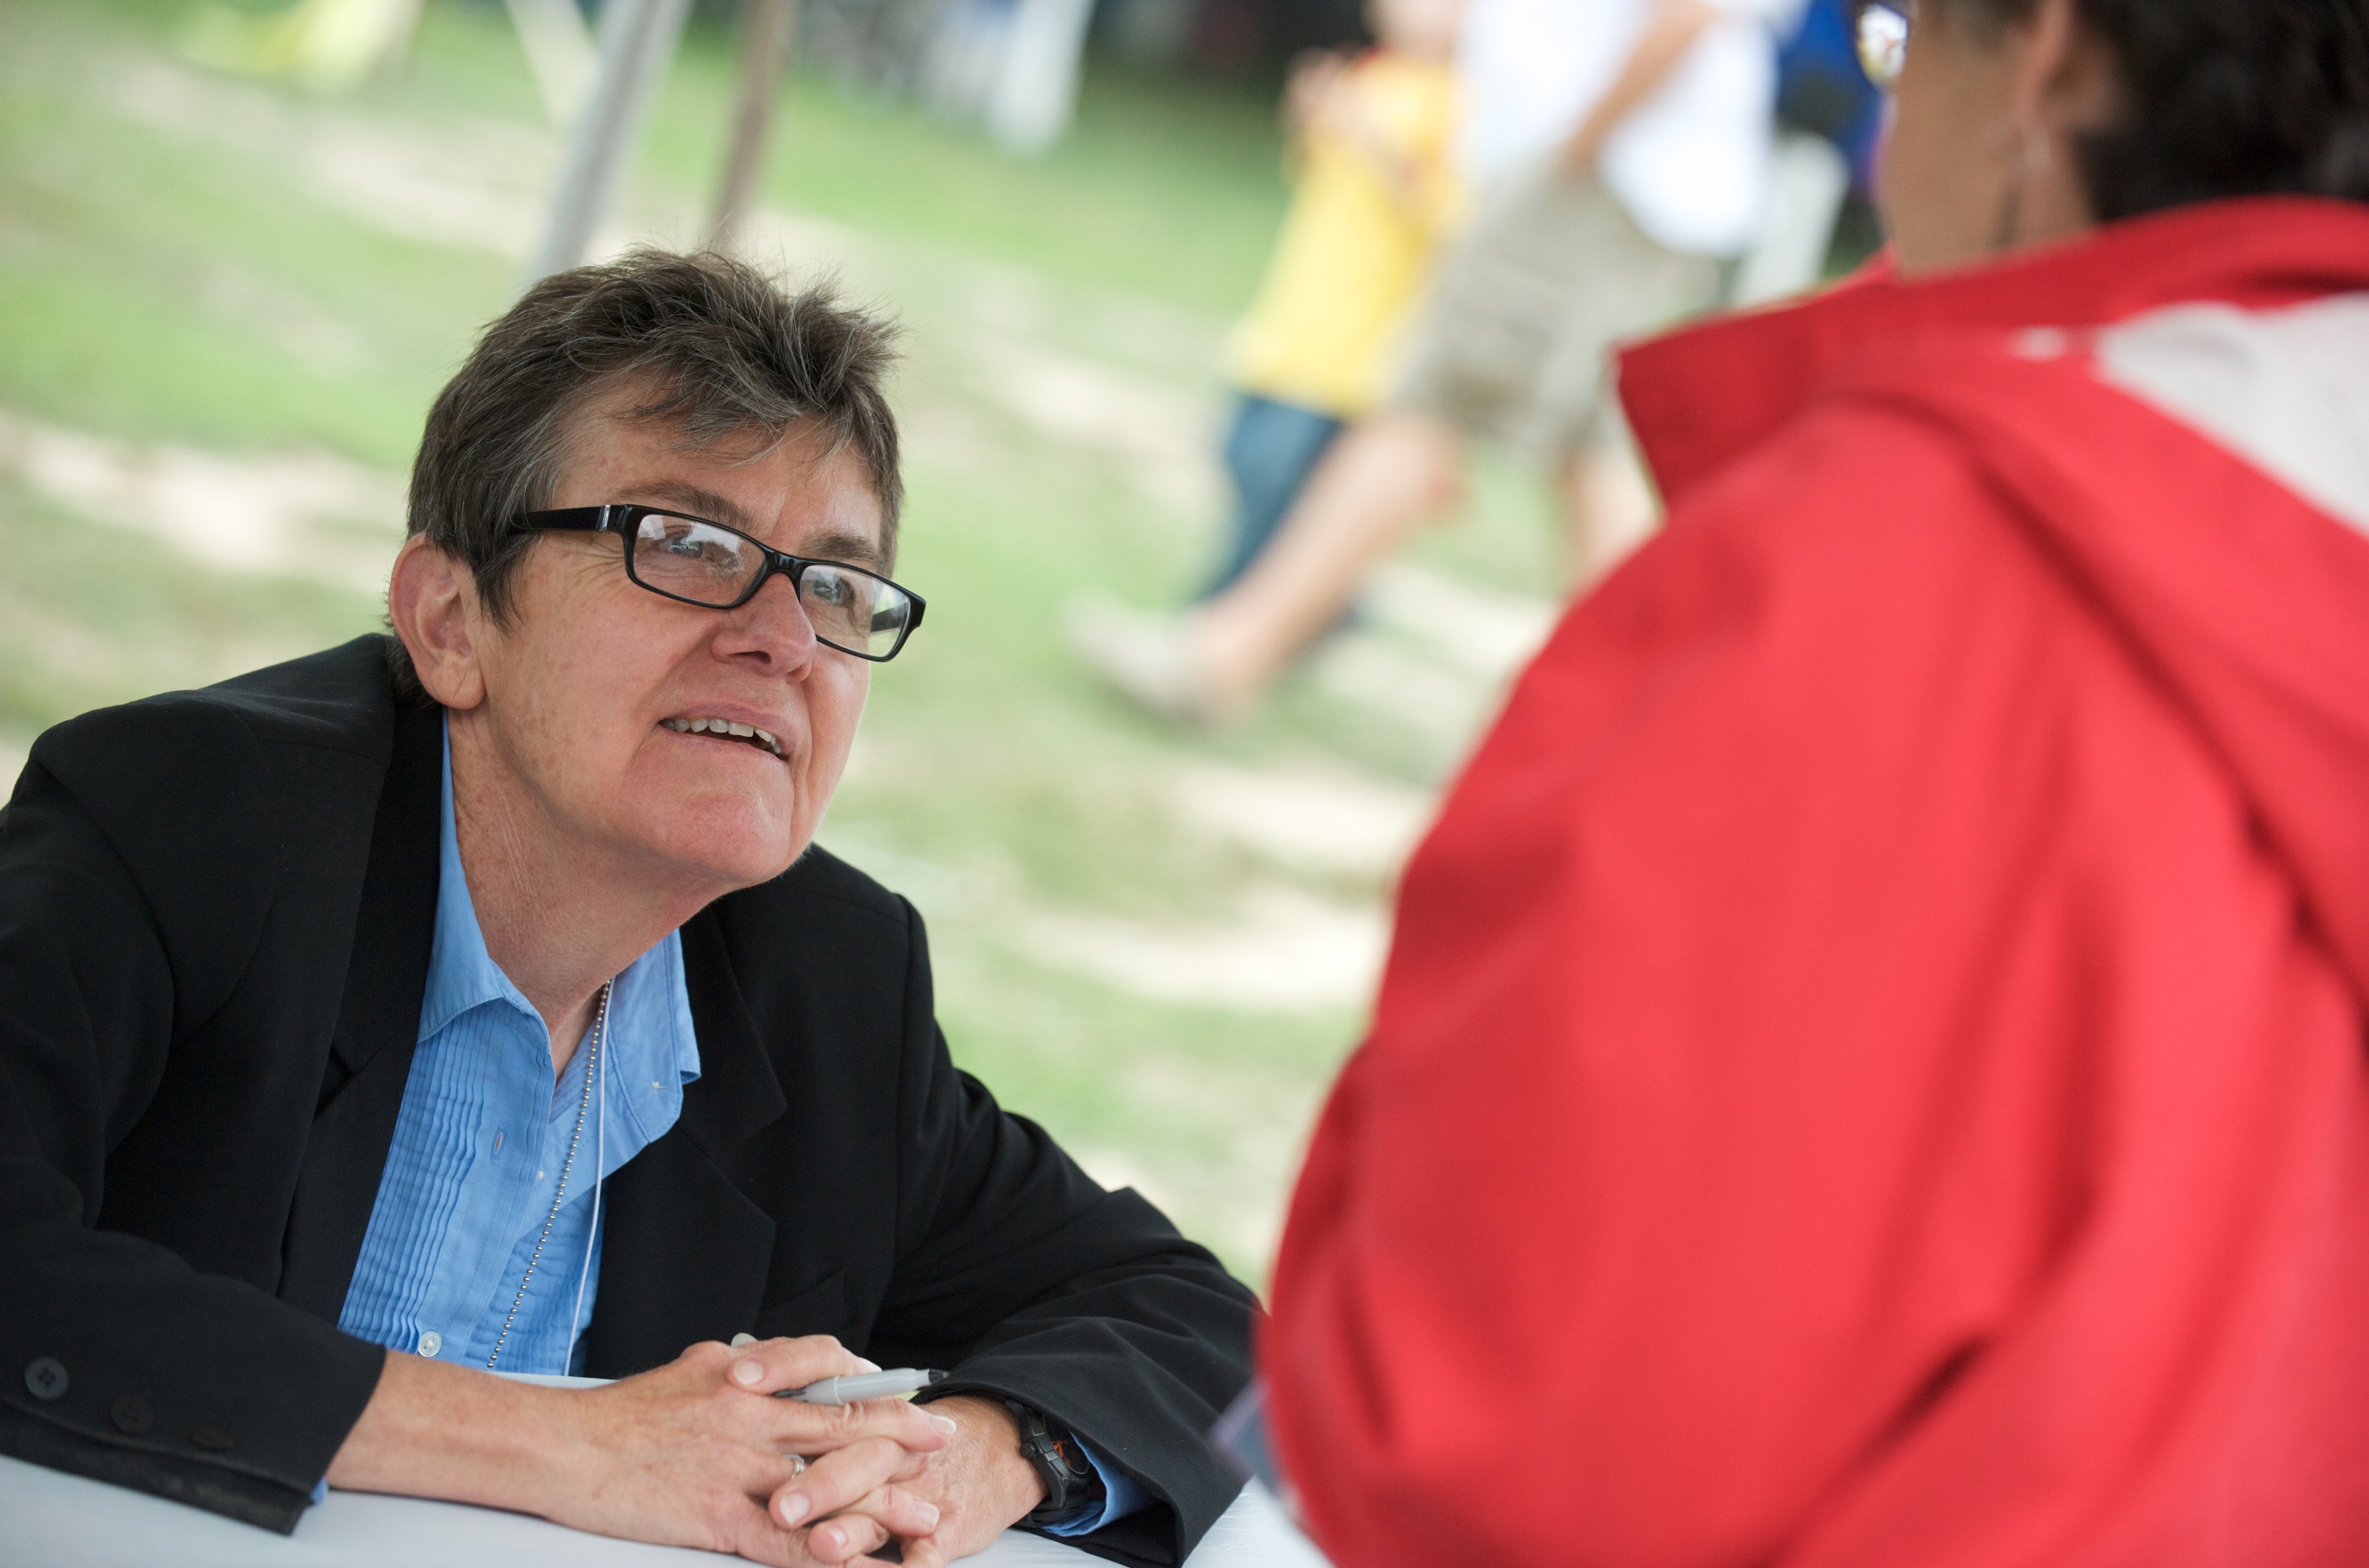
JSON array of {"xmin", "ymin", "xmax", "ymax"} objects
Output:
[{"xmin": 0, "ymin": 638, "xmax": 1253, "ymax": 1563}]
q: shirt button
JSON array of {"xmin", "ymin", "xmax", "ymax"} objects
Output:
[
  {"xmin": 111, "ymin": 1393, "xmax": 155, "ymax": 1434},
  {"xmin": 418, "ymin": 1331, "xmax": 444, "ymax": 1357},
  {"xmin": 23, "ymin": 1357, "xmax": 68, "ymax": 1401}
]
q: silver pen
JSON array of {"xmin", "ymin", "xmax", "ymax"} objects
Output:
[{"xmin": 779, "ymin": 1368, "xmax": 947, "ymax": 1405}]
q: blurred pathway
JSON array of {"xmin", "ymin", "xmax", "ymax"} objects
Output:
[{"xmin": 0, "ymin": 410, "xmax": 405, "ymax": 593}]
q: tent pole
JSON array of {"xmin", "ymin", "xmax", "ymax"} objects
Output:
[
  {"xmin": 522, "ymin": 0, "xmax": 693, "ymax": 288},
  {"xmin": 709, "ymin": 0, "xmax": 801, "ymax": 251}
]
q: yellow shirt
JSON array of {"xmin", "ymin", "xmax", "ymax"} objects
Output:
[{"xmin": 1227, "ymin": 51, "xmax": 1461, "ymax": 419}]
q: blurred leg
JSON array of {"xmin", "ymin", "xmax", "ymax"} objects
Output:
[
  {"xmin": 1557, "ymin": 437, "xmax": 1661, "ymax": 592},
  {"xmin": 1192, "ymin": 409, "xmax": 1465, "ymax": 712},
  {"xmin": 1509, "ymin": 174, "xmax": 1714, "ymax": 594}
]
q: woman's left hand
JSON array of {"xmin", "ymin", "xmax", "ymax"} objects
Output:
[{"xmin": 782, "ymin": 1396, "xmax": 1049, "ymax": 1568}]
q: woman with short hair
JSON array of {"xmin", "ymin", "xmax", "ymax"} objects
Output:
[{"xmin": 1264, "ymin": 2, "xmax": 2369, "ymax": 1563}]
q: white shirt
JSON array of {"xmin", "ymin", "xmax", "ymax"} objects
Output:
[{"xmin": 1457, "ymin": 0, "xmax": 1809, "ymax": 257}]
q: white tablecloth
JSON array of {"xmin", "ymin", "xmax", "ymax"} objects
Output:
[{"xmin": 0, "ymin": 1452, "xmax": 1323, "ymax": 1568}]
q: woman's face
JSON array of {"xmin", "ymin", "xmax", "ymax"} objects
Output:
[
  {"xmin": 423, "ymin": 399, "xmax": 882, "ymax": 904},
  {"xmin": 1877, "ymin": 0, "xmax": 2121, "ymax": 274}
]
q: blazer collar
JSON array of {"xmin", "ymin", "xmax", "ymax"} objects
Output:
[
  {"xmin": 329, "ymin": 696, "xmax": 444, "ymax": 1082},
  {"xmin": 676, "ymin": 907, "xmax": 789, "ymax": 1159},
  {"xmin": 281, "ymin": 694, "xmax": 444, "ymax": 1321},
  {"xmin": 576, "ymin": 907, "xmax": 787, "ymax": 1375}
]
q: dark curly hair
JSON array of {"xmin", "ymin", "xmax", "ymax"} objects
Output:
[
  {"xmin": 1952, "ymin": 0, "xmax": 2369, "ymax": 219},
  {"xmin": 392, "ymin": 248, "xmax": 902, "ymax": 694}
]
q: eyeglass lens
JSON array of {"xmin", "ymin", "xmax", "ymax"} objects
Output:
[
  {"xmin": 1856, "ymin": 2, "xmax": 1909, "ymax": 92},
  {"xmin": 628, "ymin": 512, "xmax": 914, "ymax": 659}
]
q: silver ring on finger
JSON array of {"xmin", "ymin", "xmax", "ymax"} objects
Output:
[{"xmin": 786, "ymin": 1454, "xmax": 807, "ymax": 1477}]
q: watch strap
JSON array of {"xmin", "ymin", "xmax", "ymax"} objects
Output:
[{"xmin": 1005, "ymin": 1400, "xmax": 1102, "ymax": 1528}]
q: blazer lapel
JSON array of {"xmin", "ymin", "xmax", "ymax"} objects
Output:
[
  {"xmin": 674, "ymin": 909, "xmax": 791, "ymax": 1157},
  {"xmin": 583, "ymin": 908, "xmax": 789, "ymax": 1375},
  {"xmin": 277, "ymin": 698, "xmax": 444, "ymax": 1323}
]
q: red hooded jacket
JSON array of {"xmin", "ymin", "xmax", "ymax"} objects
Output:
[{"xmin": 1264, "ymin": 198, "xmax": 2369, "ymax": 1567}]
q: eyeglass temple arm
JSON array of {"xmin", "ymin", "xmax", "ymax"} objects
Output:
[{"xmin": 512, "ymin": 506, "xmax": 622, "ymax": 532}]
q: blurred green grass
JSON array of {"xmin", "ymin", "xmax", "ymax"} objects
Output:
[{"xmin": 0, "ymin": 0, "xmax": 1565, "ymax": 1280}]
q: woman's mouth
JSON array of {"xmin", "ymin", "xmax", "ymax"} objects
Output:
[{"xmin": 660, "ymin": 715, "xmax": 785, "ymax": 758}]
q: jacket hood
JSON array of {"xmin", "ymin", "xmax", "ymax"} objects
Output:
[
  {"xmin": 1618, "ymin": 196, "xmax": 2369, "ymax": 506},
  {"xmin": 1617, "ymin": 196, "xmax": 2369, "ymax": 1003}
]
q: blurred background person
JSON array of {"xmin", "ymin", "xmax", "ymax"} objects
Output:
[
  {"xmin": 1771, "ymin": 0, "xmax": 1888, "ymax": 197},
  {"xmin": 1262, "ymin": 0, "xmax": 2369, "ymax": 1564},
  {"xmin": 1196, "ymin": 0, "xmax": 1461, "ymax": 603},
  {"xmin": 1075, "ymin": 0, "xmax": 1808, "ymax": 725},
  {"xmin": 186, "ymin": 0, "xmax": 426, "ymax": 91}
]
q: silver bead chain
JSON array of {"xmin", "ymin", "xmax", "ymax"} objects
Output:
[{"xmin": 485, "ymin": 980, "xmax": 613, "ymax": 1371}]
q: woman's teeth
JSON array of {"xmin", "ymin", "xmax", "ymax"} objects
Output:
[{"xmin": 662, "ymin": 716, "xmax": 782, "ymax": 756}]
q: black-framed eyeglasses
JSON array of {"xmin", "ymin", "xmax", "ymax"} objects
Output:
[
  {"xmin": 1851, "ymin": 0, "xmax": 1912, "ymax": 93},
  {"xmin": 512, "ymin": 505, "xmax": 926, "ymax": 662}
]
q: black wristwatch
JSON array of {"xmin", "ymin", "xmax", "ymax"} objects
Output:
[{"xmin": 1005, "ymin": 1400, "xmax": 1104, "ymax": 1528}]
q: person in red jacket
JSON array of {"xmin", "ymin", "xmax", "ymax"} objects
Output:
[{"xmin": 1263, "ymin": 1, "xmax": 2369, "ymax": 1564}]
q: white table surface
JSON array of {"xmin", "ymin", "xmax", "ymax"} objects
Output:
[{"xmin": 0, "ymin": 1453, "xmax": 1323, "ymax": 1568}]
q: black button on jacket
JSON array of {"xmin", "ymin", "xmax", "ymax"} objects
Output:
[{"xmin": 0, "ymin": 637, "xmax": 1255, "ymax": 1562}]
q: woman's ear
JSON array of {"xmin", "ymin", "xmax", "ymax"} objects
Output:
[
  {"xmin": 1992, "ymin": 0, "xmax": 2115, "ymax": 246},
  {"xmin": 387, "ymin": 534, "xmax": 489, "ymax": 711},
  {"xmin": 2007, "ymin": 0, "xmax": 2121, "ymax": 131}
]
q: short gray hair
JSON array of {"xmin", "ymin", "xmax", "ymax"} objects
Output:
[{"xmin": 390, "ymin": 248, "xmax": 903, "ymax": 694}]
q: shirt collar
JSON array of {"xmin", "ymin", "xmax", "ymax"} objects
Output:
[
  {"xmin": 419, "ymin": 720, "xmax": 537, "ymax": 1043},
  {"xmin": 601, "ymin": 918, "xmax": 703, "ymax": 1154}
]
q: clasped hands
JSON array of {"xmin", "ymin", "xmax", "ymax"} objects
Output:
[
  {"xmin": 332, "ymin": 1333, "xmax": 1047, "ymax": 1568},
  {"xmin": 564, "ymin": 1336, "xmax": 1048, "ymax": 1568}
]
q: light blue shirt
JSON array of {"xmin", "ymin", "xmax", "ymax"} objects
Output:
[{"xmin": 338, "ymin": 727, "xmax": 701, "ymax": 1374}]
